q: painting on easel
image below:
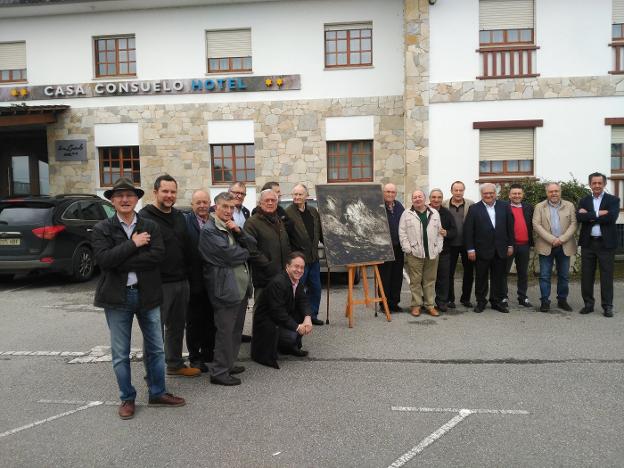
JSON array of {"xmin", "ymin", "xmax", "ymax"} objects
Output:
[{"xmin": 315, "ymin": 183, "xmax": 394, "ymax": 267}]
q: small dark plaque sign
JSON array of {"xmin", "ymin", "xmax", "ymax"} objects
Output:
[{"xmin": 55, "ymin": 139, "xmax": 87, "ymax": 161}]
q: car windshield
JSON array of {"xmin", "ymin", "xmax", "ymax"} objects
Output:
[{"xmin": 0, "ymin": 206, "xmax": 52, "ymax": 226}]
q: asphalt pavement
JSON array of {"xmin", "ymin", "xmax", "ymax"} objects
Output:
[{"xmin": 1, "ymin": 271, "xmax": 623, "ymax": 467}]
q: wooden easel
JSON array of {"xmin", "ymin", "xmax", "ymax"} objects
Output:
[{"xmin": 344, "ymin": 262, "xmax": 391, "ymax": 328}]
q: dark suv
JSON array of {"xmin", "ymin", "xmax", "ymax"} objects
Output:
[{"xmin": 0, "ymin": 194, "xmax": 114, "ymax": 282}]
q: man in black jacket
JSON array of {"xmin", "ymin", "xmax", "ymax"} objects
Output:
[
  {"xmin": 379, "ymin": 183, "xmax": 406, "ymax": 312},
  {"xmin": 184, "ymin": 189, "xmax": 216, "ymax": 372},
  {"xmin": 139, "ymin": 175, "xmax": 199, "ymax": 377},
  {"xmin": 429, "ymin": 189, "xmax": 457, "ymax": 312},
  {"xmin": 284, "ymin": 183, "xmax": 323, "ymax": 325},
  {"xmin": 464, "ymin": 183, "xmax": 515, "ymax": 313},
  {"xmin": 252, "ymin": 251, "xmax": 313, "ymax": 369},
  {"xmin": 93, "ymin": 177, "xmax": 185, "ymax": 420},
  {"xmin": 577, "ymin": 172, "xmax": 621, "ymax": 317}
]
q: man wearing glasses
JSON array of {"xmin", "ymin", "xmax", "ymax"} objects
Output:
[{"xmin": 228, "ymin": 181, "xmax": 250, "ymax": 228}]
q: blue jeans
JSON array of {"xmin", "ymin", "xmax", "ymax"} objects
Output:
[
  {"xmin": 104, "ymin": 289, "xmax": 166, "ymax": 401},
  {"xmin": 538, "ymin": 247, "xmax": 570, "ymax": 302},
  {"xmin": 300, "ymin": 261, "xmax": 322, "ymax": 318}
]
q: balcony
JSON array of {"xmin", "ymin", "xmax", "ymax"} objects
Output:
[{"xmin": 477, "ymin": 44, "xmax": 539, "ymax": 80}]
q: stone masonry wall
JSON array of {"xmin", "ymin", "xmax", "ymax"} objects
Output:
[{"xmin": 47, "ymin": 96, "xmax": 405, "ymax": 205}]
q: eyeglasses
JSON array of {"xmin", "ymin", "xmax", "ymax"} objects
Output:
[{"xmin": 230, "ymin": 191, "xmax": 246, "ymax": 196}]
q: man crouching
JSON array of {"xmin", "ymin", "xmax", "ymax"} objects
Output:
[
  {"xmin": 93, "ymin": 177, "xmax": 185, "ymax": 420},
  {"xmin": 251, "ymin": 251, "xmax": 313, "ymax": 369}
]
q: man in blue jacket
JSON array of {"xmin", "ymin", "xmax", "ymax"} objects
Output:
[
  {"xmin": 199, "ymin": 192, "xmax": 256, "ymax": 385},
  {"xmin": 577, "ymin": 172, "xmax": 620, "ymax": 317},
  {"xmin": 93, "ymin": 177, "xmax": 185, "ymax": 420}
]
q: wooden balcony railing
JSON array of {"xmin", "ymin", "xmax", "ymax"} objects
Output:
[
  {"xmin": 610, "ymin": 42, "xmax": 624, "ymax": 74},
  {"xmin": 477, "ymin": 45, "xmax": 539, "ymax": 79}
]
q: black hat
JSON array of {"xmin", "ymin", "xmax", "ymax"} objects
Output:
[{"xmin": 103, "ymin": 177, "xmax": 145, "ymax": 200}]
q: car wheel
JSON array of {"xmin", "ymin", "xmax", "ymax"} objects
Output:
[{"xmin": 71, "ymin": 246, "xmax": 95, "ymax": 282}]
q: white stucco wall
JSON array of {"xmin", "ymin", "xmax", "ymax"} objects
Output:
[
  {"xmin": 0, "ymin": 0, "xmax": 404, "ymax": 108},
  {"xmin": 430, "ymin": 0, "xmax": 614, "ymax": 83},
  {"xmin": 429, "ymin": 96, "xmax": 623, "ymax": 202}
]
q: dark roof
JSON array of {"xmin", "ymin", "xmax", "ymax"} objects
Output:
[{"xmin": 0, "ymin": 104, "xmax": 69, "ymax": 116}]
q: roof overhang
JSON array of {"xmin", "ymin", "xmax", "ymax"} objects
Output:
[
  {"xmin": 0, "ymin": 0, "xmax": 292, "ymax": 18},
  {"xmin": 0, "ymin": 104, "xmax": 69, "ymax": 127}
]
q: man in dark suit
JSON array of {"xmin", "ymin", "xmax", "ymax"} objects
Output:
[
  {"xmin": 504, "ymin": 184, "xmax": 534, "ymax": 307},
  {"xmin": 577, "ymin": 172, "xmax": 620, "ymax": 317},
  {"xmin": 464, "ymin": 183, "xmax": 515, "ymax": 313},
  {"xmin": 184, "ymin": 190, "xmax": 216, "ymax": 372},
  {"xmin": 251, "ymin": 251, "xmax": 313, "ymax": 369}
]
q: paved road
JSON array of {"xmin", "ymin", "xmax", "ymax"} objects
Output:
[{"xmin": 1, "ymin": 272, "xmax": 623, "ymax": 467}]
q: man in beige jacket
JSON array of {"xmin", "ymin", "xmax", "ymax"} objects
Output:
[
  {"xmin": 532, "ymin": 182, "xmax": 578, "ymax": 312},
  {"xmin": 399, "ymin": 190, "xmax": 445, "ymax": 317}
]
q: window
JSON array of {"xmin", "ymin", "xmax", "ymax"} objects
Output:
[
  {"xmin": 478, "ymin": 0, "xmax": 537, "ymax": 79},
  {"xmin": 612, "ymin": 126, "xmax": 624, "ymax": 173},
  {"xmin": 211, "ymin": 144, "xmax": 255, "ymax": 183},
  {"xmin": 327, "ymin": 140, "xmax": 373, "ymax": 182},
  {"xmin": 324, "ymin": 23, "xmax": 372, "ymax": 68},
  {"xmin": 476, "ymin": 124, "xmax": 540, "ymax": 179},
  {"xmin": 0, "ymin": 42, "xmax": 27, "ymax": 83},
  {"xmin": 206, "ymin": 29, "xmax": 252, "ymax": 73},
  {"xmin": 611, "ymin": 0, "xmax": 624, "ymax": 73},
  {"xmin": 99, "ymin": 146, "xmax": 140, "ymax": 186},
  {"xmin": 94, "ymin": 36, "xmax": 136, "ymax": 78}
]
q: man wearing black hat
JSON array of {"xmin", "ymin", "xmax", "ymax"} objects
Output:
[{"xmin": 93, "ymin": 177, "xmax": 185, "ymax": 420}]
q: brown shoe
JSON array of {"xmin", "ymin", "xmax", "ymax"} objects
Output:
[
  {"xmin": 148, "ymin": 392, "xmax": 186, "ymax": 407},
  {"xmin": 428, "ymin": 307, "xmax": 439, "ymax": 317},
  {"xmin": 410, "ymin": 307, "xmax": 421, "ymax": 317},
  {"xmin": 118, "ymin": 400, "xmax": 135, "ymax": 419},
  {"xmin": 166, "ymin": 366, "xmax": 201, "ymax": 377}
]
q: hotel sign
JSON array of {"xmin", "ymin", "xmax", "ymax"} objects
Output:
[
  {"xmin": 55, "ymin": 139, "xmax": 87, "ymax": 161},
  {"xmin": 0, "ymin": 75, "xmax": 300, "ymax": 101}
]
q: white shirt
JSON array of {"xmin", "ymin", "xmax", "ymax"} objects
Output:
[
  {"xmin": 117, "ymin": 213, "xmax": 138, "ymax": 286},
  {"xmin": 483, "ymin": 200, "xmax": 496, "ymax": 228},
  {"xmin": 591, "ymin": 192, "xmax": 604, "ymax": 237},
  {"xmin": 233, "ymin": 207, "xmax": 246, "ymax": 228}
]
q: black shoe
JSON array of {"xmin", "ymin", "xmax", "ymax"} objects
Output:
[
  {"xmin": 279, "ymin": 347, "xmax": 308, "ymax": 357},
  {"xmin": 210, "ymin": 374, "xmax": 241, "ymax": 386},
  {"xmin": 447, "ymin": 302, "xmax": 456, "ymax": 309},
  {"xmin": 461, "ymin": 301, "xmax": 473, "ymax": 308},
  {"xmin": 492, "ymin": 304, "xmax": 509, "ymax": 313},
  {"xmin": 230, "ymin": 365, "xmax": 245, "ymax": 375},
  {"xmin": 603, "ymin": 308, "xmax": 614, "ymax": 318},
  {"xmin": 473, "ymin": 304, "xmax": 485, "ymax": 313},
  {"xmin": 539, "ymin": 301, "xmax": 550, "ymax": 312},
  {"xmin": 311, "ymin": 318, "xmax": 324, "ymax": 326},
  {"xmin": 190, "ymin": 361, "xmax": 209, "ymax": 373},
  {"xmin": 390, "ymin": 306, "xmax": 406, "ymax": 313},
  {"xmin": 579, "ymin": 306, "xmax": 594, "ymax": 314},
  {"xmin": 436, "ymin": 303, "xmax": 448, "ymax": 312},
  {"xmin": 518, "ymin": 298, "xmax": 532, "ymax": 308},
  {"xmin": 557, "ymin": 300, "xmax": 572, "ymax": 312},
  {"xmin": 241, "ymin": 334, "xmax": 252, "ymax": 343}
]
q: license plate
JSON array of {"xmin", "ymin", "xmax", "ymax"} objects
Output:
[{"xmin": 0, "ymin": 238, "xmax": 20, "ymax": 246}]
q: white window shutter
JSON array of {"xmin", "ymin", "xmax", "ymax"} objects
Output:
[
  {"xmin": 206, "ymin": 29, "xmax": 251, "ymax": 58},
  {"xmin": 480, "ymin": 128, "xmax": 534, "ymax": 162},
  {"xmin": 325, "ymin": 22, "xmax": 372, "ymax": 31},
  {"xmin": 614, "ymin": 0, "xmax": 624, "ymax": 24},
  {"xmin": 479, "ymin": 0, "xmax": 534, "ymax": 30},
  {"xmin": 0, "ymin": 42, "xmax": 26, "ymax": 70},
  {"xmin": 613, "ymin": 126, "xmax": 624, "ymax": 145}
]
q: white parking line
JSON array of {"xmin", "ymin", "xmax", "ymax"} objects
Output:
[
  {"xmin": 4, "ymin": 283, "xmax": 35, "ymax": 293},
  {"xmin": 388, "ymin": 410, "xmax": 472, "ymax": 468},
  {"xmin": 388, "ymin": 406, "xmax": 530, "ymax": 467},
  {"xmin": 0, "ymin": 401, "xmax": 102, "ymax": 439}
]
